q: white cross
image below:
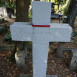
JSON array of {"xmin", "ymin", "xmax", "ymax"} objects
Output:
[{"xmin": 10, "ymin": 1, "xmax": 72, "ymax": 77}]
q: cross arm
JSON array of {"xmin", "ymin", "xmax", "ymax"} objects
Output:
[
  {"xmin": 49, "ymin": 23, "xmax": 72, "ymax": 42},
  {"xmin": 10, "ymin": 22, "xmax": 72, "ymax": 43},
  {"xmin": 10, "ymin": 22, "xmax": 33, "ymax": 41}
]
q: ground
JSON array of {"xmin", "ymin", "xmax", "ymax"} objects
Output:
[
  {"xmin": 0, "ymin": 18, "xmax": 77, "ymax": 77},
  {"xmin": 0, "ymin": 50, "xmax": 77, "ymax": 77}
]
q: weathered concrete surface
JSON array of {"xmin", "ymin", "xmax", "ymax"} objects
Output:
[
  {"xmin": 15, "ymin": 49, "xmax": 27, "ymax": 71},
  {"xmin": 69, "ymin": 49, "xmax": 77, "ymax": 70}
]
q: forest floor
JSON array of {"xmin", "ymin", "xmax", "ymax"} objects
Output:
[{"xmin": 0, "ymin": 18, "xmax": 77, "ymax": 77}]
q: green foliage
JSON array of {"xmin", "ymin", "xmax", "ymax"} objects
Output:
[
  {"xmin": 0, "ymin": 26, "xmax": 7, "ymax": 35},
  {"xmin": 0, "ymin": 0, "xmax": 4, "ymax": 6},
  {"xmin": 54, "ymin": 0, "xmax": 67, "ymax": 4},
  {"xmin": 0, "ymin": 4, "xmax": 4, "ymax": 7},
  {"xmin": 51, "ymin": 0, "xmax": 67, "ymax": 13},
  {"xmin": 71, "ymin": 31, "xmax": 77, "ymax": 42},
  {"xmin": 0, "ymin": 18, "xmax": 4, "ymax": 21},
  {"xmin": 3, "ymin": 33, "xmax": 12, "ymax": 41},
  {"xmin": 59, "ymin": 0, "xmax": 70, "ymax": 15},
  {"xmin": 54, "ymin": 5, "xmax": 58, "ymax": 13},
  {"xmin": 73, "ymin": 31, "xmax": 77, "ymax": 37},
  {"xmin": 63, "ymin": 7, "xmax": 68, "ymax": 15},
  {"xmin": 28, "ymin": 13, "xmax": 32, "ymax": 18},
  {"xmin": 7, "ymin": 2, "xmax": 15, "ymax": 8},
  {"xmin": 0, "ymin": 0, "xmax": 16, "ymax": 9},
  {"xmin": 51, "ymin": 0, "xmax": 55, "ymax": 3}
]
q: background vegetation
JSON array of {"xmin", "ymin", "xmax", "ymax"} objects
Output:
[{"xmin": 0, "ymin": 0, "xmax": 69, "ymax": 16}]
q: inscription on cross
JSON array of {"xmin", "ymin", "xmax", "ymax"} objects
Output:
[{"xmin": 10, "ymin": 1, "xmax": 72, "ymax": 77}]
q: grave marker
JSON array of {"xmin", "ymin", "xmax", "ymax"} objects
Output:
[
  {"xmin": 69, "ymin": 49, "xmax": 77, "ymax": 70},
  {"xmin": 10, "ymin": 1, "xmax": 72, "ymax": 77}
]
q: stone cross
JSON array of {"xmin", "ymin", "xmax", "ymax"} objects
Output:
[{"xmin": 10, "ymin": 1, "xmax": 72, "ymax": 77}]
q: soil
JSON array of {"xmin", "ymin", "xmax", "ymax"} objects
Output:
[{"xmin": 0, "ymin": 50, "xmax": 77, "ymax": 77}]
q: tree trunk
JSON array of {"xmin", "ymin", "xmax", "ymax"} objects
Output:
[
  {"xmin": 15, "ymin": 0, "xmax": 31, "ymax": 54},
  {"xmin": 67, "ymin": 0, "xmax": 77, "ymax": 28},
  {"xmin": 16, "ymin": 0, "xmax": 31, "ymax": 22},
  {"xmin": 16, "ymin": 0, "xmax": 31, "ymax": 51},
  {"xmin": 11, "ymin": 0, "xmax": 31, "ymax": 71}
]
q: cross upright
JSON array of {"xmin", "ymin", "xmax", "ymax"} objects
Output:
[{"xmin": 10, "ymin": 1, "xmax": 72, "ymax": 77}]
